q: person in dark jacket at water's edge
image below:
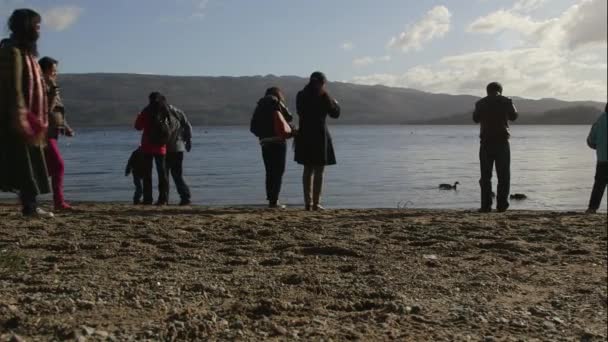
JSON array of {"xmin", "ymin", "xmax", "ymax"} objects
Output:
[
  {"xmin": 294, "ymin": 72, "xmax": 340, "ymax": 211},
  {"xmin": 250, "ymin": 87, "xmax": 293, "ymax": 208},
  {"xmin": 473, "ymin": 82, "xmax": 518, "ymax": 213}
]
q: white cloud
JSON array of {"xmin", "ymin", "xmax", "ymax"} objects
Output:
[
  {"xmin": 42, "ymin": 6, "xmax": 83, "ymax": 31},
  {"xmin": 468, "ymin": 10, "xmax": 541, "ymax": 35},
  {"xmin": 162, "ymin": 0, "xmax": 210, "ymax": 22},
  {"xmin": 352, "ymin": 55, "xmax": 391, "ymax": 67},
  {"xmin": 388, "ymin": 5, "xmax": 451, "ymax": 52},
  {"xmin": 352, "ymin": 48, "xmax": 607, "ymax": 101},
  {"xmin": 561, "ymin": 0, "xmax": 607, "ymax": 49},
  {"xmin": 353, "ymin": 56, "xmax": 374, "ymax": 67},
  {"xmin": 341, "ymin": 41, "xmax": 354, "ymax": 51},
  {"xmin": 512, "ymin": 0, "xmax": 548, "ymax": 13},
  {"xmin": 192, "ymin": 0, "xmax": 209, "ymax": 19},
  {"xmin": 407, "ymin": 0, "xmax": 608, "ymax": 101},
  {"xmin": 468, "ymin": 0, "xmax": 607, "ymax": 50}
]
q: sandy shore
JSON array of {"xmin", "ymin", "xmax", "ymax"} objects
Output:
[{"xmin": 0, "ymin": 203, "xmax": 606, "ymax": 341}]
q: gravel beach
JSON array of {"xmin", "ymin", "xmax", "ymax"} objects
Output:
[{"xmin": 1, "ymin": 203, "xmax": 606, "ymax": 341}]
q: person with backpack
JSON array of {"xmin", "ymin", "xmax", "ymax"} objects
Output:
[
  {"xmin": 165, "ymin": 100, "xmax": 193, "ymax": 206},
  {"xmin": 250, "ymin": 87, "xmax": 294, "ymax": 208},
  {"xmin": 294, "ymin": 72, "xmax": 341, "ymax": 211},
  {"xmin": 134, "ymin": 92, "xmax": 172, "ymax": 205},
  {"xmin": 473, "ymin": 82, "xmax": 518, "ymax": 213},
  {"xmin": 585, "ymin": 103, "xmax": 608, "ymax": 214},
  {"xmin": 39, "ymin": 56, "xmax": 75, "ymax": 211}
]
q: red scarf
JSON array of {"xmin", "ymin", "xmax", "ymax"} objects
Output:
[{"xmin": 23, "ymin": 53, "xmax": 48, "ymax": 142}]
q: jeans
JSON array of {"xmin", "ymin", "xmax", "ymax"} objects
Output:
[
  {"xmin": 588, "ymin": 162, "xmax": 608, "ymax": 210},
  {"xmin": 303, "ymin": 165, "xmax": 325, "ymax": 206},
  {"xmin": 262, "ymin": 143, "xmax": 286, "ymax": 203},
  {"xmin": 166, "ymin": 152, "xmax": 191, "ymax": 202},
  {"xmin": 142, "ymin": 154, "xmax": 168, "ymax": 204},
  {"xmin": 479, "ymin": 142, "xmax": 511, "ymax": 211},
  {"xmin": 45, "ymin": 138, "xmax": 65, "ymax": 206}
]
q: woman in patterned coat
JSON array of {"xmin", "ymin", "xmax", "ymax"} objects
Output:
[{"xmin": 0, "ymin": 9, "xmax": 53, "ymax": 218}]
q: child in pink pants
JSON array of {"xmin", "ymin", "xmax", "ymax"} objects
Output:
[{"xmin": 40, "ymin": 56, "xmax": 74, "ymax": 210}]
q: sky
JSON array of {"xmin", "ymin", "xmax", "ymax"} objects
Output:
[{"xmin": 0, "ymin": 0, "xmax": 606, "ymax": 101}]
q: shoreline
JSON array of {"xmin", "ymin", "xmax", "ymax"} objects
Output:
[
  {"xmin": 1, "ymin": 203, "xmax": 606, "ymax": 340},
  {"xmin": 0, "ymin": 200, "xmax": 604, "ymax": 213}
]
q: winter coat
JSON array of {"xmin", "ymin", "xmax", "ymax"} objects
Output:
[
  {"xmin": 294, "ymin": 86, "xmax": 340, "ymax": 165},
  {"xmin": 0, "ymin": 39, "xmax": 50, "ymax": 195},
  {"xmin": 44, "ymin": 76, "xmax": 71, "ymax": 140},
  {"xmin": 166, "ymin": 105, "xmax": 192, "ymax": 153},
  {"xmin": 134, "ymin": 110, "xmax": 167, "ymax": 155}
]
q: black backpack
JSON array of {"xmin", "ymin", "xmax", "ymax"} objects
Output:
[{"xmin": 148, "ymin": 106, "xmax": 178, "ymax": 145}]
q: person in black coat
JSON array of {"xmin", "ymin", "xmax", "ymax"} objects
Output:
[
  {"xmin": 294, "ymin": 72, "xmax": 341, "ymax": 210},
  {"xmin": 473, "ymin": 81, "xmax": 518, "ymax": 213},
  {"xmin": 250, "ymin": 87, "xmax": 293, "ymax": 208}
]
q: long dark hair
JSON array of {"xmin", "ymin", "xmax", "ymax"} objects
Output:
[
  {"xmin": 146, "ymin": 92, "xmax": 170, "ymax": 119},
  {"xmin": 265, "ymin": 86, "xmax": 285, "ymax": 102},
  {"xmin": 7, "ymin": 8, "xmax": 41, "ymax": 56}
]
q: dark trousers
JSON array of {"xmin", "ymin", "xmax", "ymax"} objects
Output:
[
  {"xmin": 262, "ymin": 143, "xmax": 286, "ymax": 203},
  {"xmin": 166, "ymin": 152, "xmax": 191, "ymax": 202},
  {"xmin": 588, "ymin": 162, "xmax": 608, "ymax": 210},
  {"xmin": 479, "ymin": 142, "xmax": 511, "ymax": 211},
  {"xmin": 142, "ymin": 154, "xmax": 168, "ymax": 204},
  {"xmin": 19, "ymin": 191, "xmax": 37, "ymax": 215},
  {"xmin": 133, "ymin": 176, "xmax": 143, "ymax": 204}
]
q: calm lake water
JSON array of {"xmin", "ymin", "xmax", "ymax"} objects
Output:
[{"xmin": 2, "ymin": 125, "xmax": 605, "ymax": 211}]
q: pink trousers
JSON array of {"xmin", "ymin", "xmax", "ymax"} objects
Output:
[{"xmin": 45, "ymin": 138, "xmax": 65, "ymax": 206}]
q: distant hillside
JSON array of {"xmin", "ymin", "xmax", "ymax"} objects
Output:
[
  {"xmin": 417, "ymin": 105, "xmax": 603, "ymax": 125},
  {"xmin": 58, "ymin": 74, "xmax": 605, "ymax": 126}
]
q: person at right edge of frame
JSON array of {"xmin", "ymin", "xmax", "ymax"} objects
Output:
[
  {"xmin": 585, "ymin": 103, "xmax": 607, "ymax": 214},
  {"xmin": 473, "ymin": 82, "xmax": 518, "ymax": 213},
  {"xmin": 294, "ymin": 72, "xmax": 340, "ymax": 211}
]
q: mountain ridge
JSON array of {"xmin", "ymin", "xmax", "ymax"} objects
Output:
[{"xmin": 58, "ymin": 73, "xmax": 605, "ymax": 126}]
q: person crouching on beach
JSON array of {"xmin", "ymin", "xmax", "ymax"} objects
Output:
[
  {"xmin": 294, "ymin": 72, "xmax": 341, "ymax": 211},
  {"xmin": 39, "ymin": 56, "xmax": 74, "ymax": 211},
  {"xmin": 0, "ymin": 9, "xmax": 54, "ymax": 218},
  {"xmin": 134, "ymin": 92, "xmax": 171, "ymax": 205},
  {"xmin": 250, "ymin": 87, "xmax": 294, "ymax": 208},
  {"xmin": 585, "ymin": 103, "xmax": 607, "ymax": 214},
  {"xmin": 125, "ymin": 147, "xmax": 145, "ymax": 204},
  {"xmin": 473, "ymin": 82, "xmax": 518, "ymax": 213}
]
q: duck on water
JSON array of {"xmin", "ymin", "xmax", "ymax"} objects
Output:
[{"xmin": 439, "ymin": 182, "xmax": 459, "ymax": 190}]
